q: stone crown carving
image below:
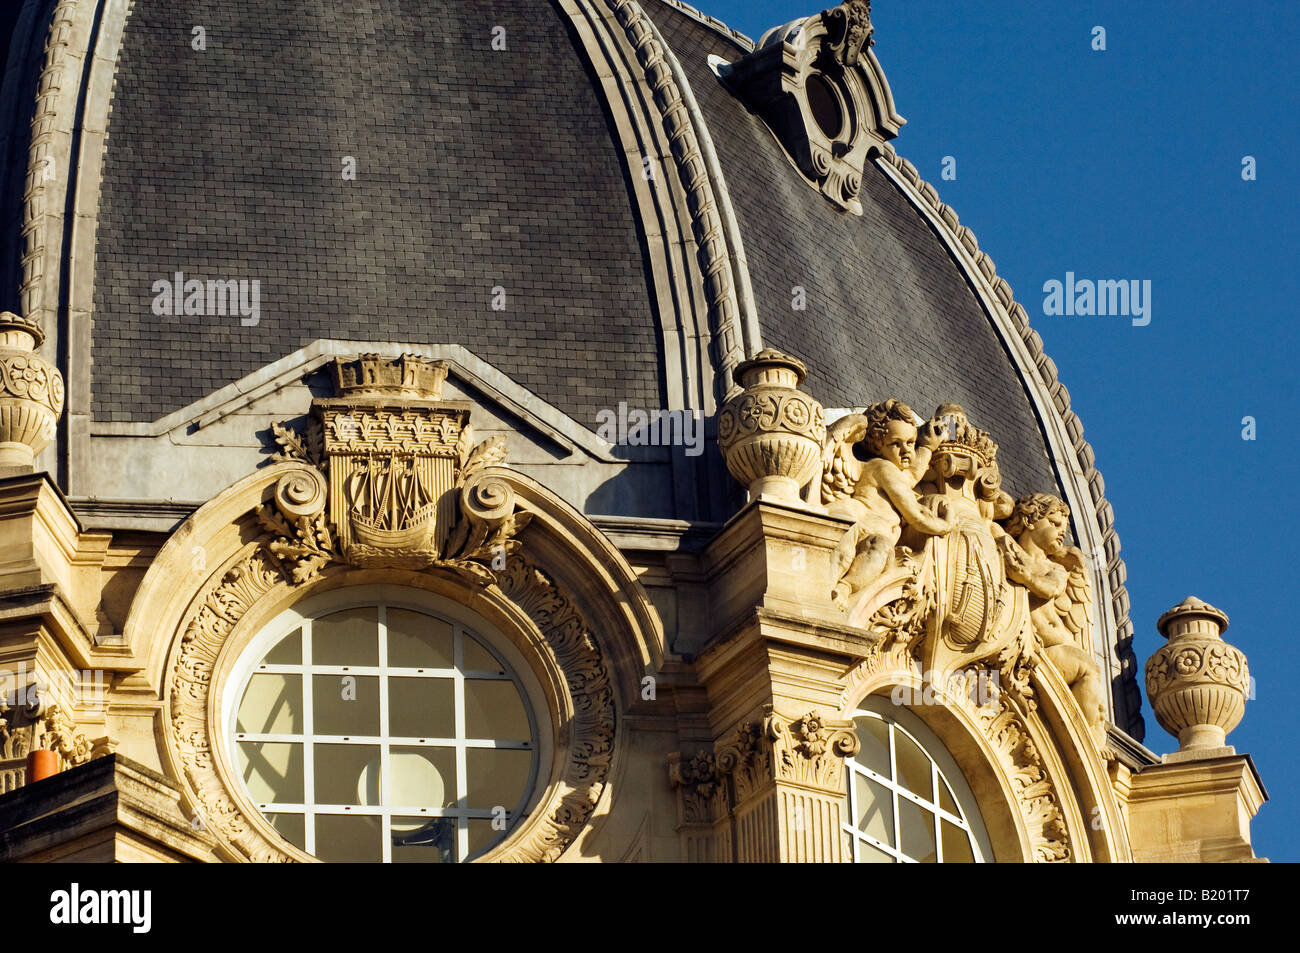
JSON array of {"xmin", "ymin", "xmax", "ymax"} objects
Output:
[
  {"xmin": 331, "ymin": 352, "xmax": 449, "ymax": 400},
  {"xmin": 1146, "ymin": 596, "xmax": 1249, "ymax": 756}
]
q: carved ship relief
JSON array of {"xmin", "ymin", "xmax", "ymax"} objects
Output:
[{"xmin": 345, "ymin": 452, "xmax": 438, "ymax": 550}]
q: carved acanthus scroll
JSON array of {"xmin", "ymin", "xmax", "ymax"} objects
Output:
[{"xmin": 257, "ymin": 355, "xmax": 531, "ymax": 584}]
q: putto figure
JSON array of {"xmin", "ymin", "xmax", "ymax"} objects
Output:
[
  {"xmin": 822, "ymin": 399, "xmax": 952, "ymax": 605},
  {"xmin": 999, "ymin": 493, "xmax": 1106, "ymax": 744}
]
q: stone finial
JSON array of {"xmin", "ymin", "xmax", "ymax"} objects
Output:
[
  {"xmin": 717, "ymin": 349, "xmax": 826, "ymax": 506},
  {"xmin": 0, "ymin": 311, "xmax": 64, "ymax": 471},
  {"xmin": 1145, "ymin": 597, "xmax": 1250, "ymax": 761}
]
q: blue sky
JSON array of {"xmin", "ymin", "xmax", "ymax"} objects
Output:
[{"xmin": 699, "ymin": 0, "xmax": 1299, "ymax": 859}]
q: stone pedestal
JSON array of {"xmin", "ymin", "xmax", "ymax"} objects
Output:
[{"xmin": 668, "ymin": 500, "xmax": 875, "ymax": 862}]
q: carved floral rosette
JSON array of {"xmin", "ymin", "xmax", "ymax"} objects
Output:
[
  {"xmin": 1146, "ymin": 597, "xmax": 1249, "ymax": 750},
  {"xmin": 718, "ymin": 349, "xmax": 826, "ymax": 504},
  {"xmin": 710, "ymin": 706, "xmax": 859, "ymax": 803},
  {"xmin": 668, "ymin": 750, "xmax": 727, "ymax": 826},
  {"xmin": 0, "ymin": 311, "xmax": 64, "ymax": 465},
  {"xmin": 167, "ymin": 542, "xmax": 615, "ymax": 863}
]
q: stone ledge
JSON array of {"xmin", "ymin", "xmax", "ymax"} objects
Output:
[{"xmin": 0, "ymin": 754, "xmax": 216, "ymax": 862}]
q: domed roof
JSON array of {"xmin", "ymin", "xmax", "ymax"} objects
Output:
[
  {"xmin": 4, "ymin": 0, "xmax": 1039, "ymax": 488},
  {"xmin": 0, "ymin": 0, "xmax": 1141, "ymax": 735}
]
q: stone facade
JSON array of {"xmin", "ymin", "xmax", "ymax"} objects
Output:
[{"xmin": 0, "ymin": 0, "xmax": 1267, "ymax": 862}]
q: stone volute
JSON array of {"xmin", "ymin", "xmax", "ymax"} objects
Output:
[
  {"xmin": 0, "ymin": 311, "xmax": 63, "ymax": 472},
  {"xmin": 1145, "ymin": 597, "xmax": 1250, "ymax": 761},
  {"xmin": 717, "ymin": 349, "xmax": 826, "ymax": 506}
]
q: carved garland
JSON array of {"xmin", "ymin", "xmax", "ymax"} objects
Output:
[{"xmin": 168, "ymin": 543, "xmax": 615, "ymax": 864}]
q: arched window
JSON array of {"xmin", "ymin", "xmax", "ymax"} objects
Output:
[
  {"xmin": 224, "ymin": 596, "xmax": 540, "ymax": 863},
  {"xmin": 843, "ymin": 697, "xmax": 992, "ymax": 863}
]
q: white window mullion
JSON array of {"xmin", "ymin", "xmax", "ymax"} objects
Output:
[
  {"xmin": 932, "ymin": 762, "xmax": 942, "ymax": 862},
  {"xmin": 302, "ymin": 619, "xmax": 316, "ymax": 856},
  {"xmin": 454, "ymin": 624, "xmax": 469, "ymax": 863},
  {"xmin": 888, "ymin": 725, "xmax": 901, "ymax": 856},
  {"xmin": 378, "ymin": 604, "xmax": 391, "ymax": 863}
]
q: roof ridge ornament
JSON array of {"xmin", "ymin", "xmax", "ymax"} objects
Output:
[
  {"xmin": 826, "ymin": 0, "xmax": 874, "ymax": 68},
  {"xmin": 718, "ymin": 1, "xmax": 902, "ymax": 214}
]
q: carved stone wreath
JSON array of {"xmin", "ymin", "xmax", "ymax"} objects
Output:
[{"xmin": 167, "ymin": 543, "xmax": 616, "ymax": 863}]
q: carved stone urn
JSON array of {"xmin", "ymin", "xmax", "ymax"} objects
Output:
[
  {"xmin": 0, "ymin": 311, "xmax": 63, "ymax": 470},
  {"xmin": 717, "ymin": 349, "xmax": 825, "ymax": 505},
  {"xmin": 1145, "ymin": 597, "xmax": 1250, "ymax": 758}
]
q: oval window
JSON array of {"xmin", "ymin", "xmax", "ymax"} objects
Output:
[
  {"xmin": 806, "ymin": 74, "xmax": 844, "ymax": 139},
  {"xmin": 228, "ymin": 603, "xmax": 538, "ymax": 862}
]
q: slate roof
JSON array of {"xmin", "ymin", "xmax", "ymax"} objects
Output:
[
  {"xmin": 2, "ymin": 0, "xmax": 1062, "ymax": 501},
  {"xmin": 651, "ymin": 0, "xmax": 1062, "ymax": 500},
  {"xmin": 88, "ymin": 0, "xmax": 665, "ymax": 426}
]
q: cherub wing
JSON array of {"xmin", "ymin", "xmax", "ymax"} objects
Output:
[
  {"xmin": 821, "ymin": 413, "xmax": 868, "ymax": 505},
  {"xmin": 1053, "ymin": 547, "xmax": 1094, "ymax": 653}
]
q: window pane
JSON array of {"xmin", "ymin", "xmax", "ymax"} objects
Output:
[
  {"xmin": 853, "ymin": 773, "xmax": 893, "ymax": 847},
  {"xmin": 855, "ymin": 838, "xmax": 895, "ymax": 863},
  {"xmin": 264, "ymin": 629, "xmax": 302, "ymax": 665},
  {"xmin": 312, "ymin": 608, "xmax": 378, "ymax": 666},
  {"xmin": 236, "ymin": 673, "xmax": 301, "ymax": 735},
  {"xmin": 464, "ymin": 679, "xmax": 529, "ymax": 740},
  {"xmin": 389, "ymin": 677, "xmax": 455, "ymax": 738},
  {"xmin": 467, "ymin": 818, "xmax": 507, "ymax": 859},
  {"xmin": 387, "ymin": 609, "xmax": 453, "ymax": 669},
  {"xmin": 894, "ymin": 729, "xmax": 934, "ymax": 801},
  {"xmin": 853, "ymin": 715, "xmax": 890, "ymax": 778},
  {"xmin": 391, "ymin": 816, "xmax": 456, "ymax": 863},
  {"xmin": 941, "ymin": 819, "xmax": 976, "ymax": 863},
  {"xmin": 313, "ymin": 674, "xmax": 380, "ymax": 736},
  {"xmin": 466, "ymin": 748, "xmax": 532, "ymax": 812},
  {"xmin": 938, "ymin": 775, "xmax": 961, "ymax": 818},
  {"xmin": 385, "ymin": 746, "xmax": 456, "ymax": 810},
  {"xmin": 265, "ymin": 812, "xmax": 306, "ymax": 851},
  {"xmin": 315, "ymin": 813, "xmax": 381, "ymax": 863},
  {"xmin": 315, "ymin": 743, "xmax": 381, "ymax": 806},
  {"xmin": 899, "ymin": 799, "xmax": 937, "ymax": 862},
  {"xmin": 238, "ymin": 741, "xmax": 303, "ymax": 804},
  {"xmin": 462, "ymin": 634, "xmax": 503, "ymax": 673}
]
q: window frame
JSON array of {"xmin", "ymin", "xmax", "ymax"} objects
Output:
[
  {"xmin": 843, "ymin": 696, "xmax": 994, "ymax": 863},
  {"xmin": 222, "ymin": 588, "xmax": 548, "ymax": 863}
]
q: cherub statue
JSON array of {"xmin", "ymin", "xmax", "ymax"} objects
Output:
[
  {"xmin": 999, "ymin": 493, "xmax": 1107, "ymax": 747},
  {"xmin": 822, "ymin": 399, "xmax": 953, "ymax": 606}
]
